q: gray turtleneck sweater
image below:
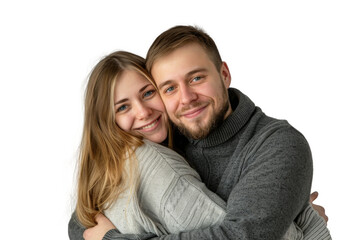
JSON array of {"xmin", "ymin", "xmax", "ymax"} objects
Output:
[{"xmin": 172, "ymin": 88, "xmax": 315, "ymax": 239}]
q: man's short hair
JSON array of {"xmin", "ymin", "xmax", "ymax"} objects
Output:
[{"xmin": 146, "ymin": 25, "xmax": 223, "ymax": 74}]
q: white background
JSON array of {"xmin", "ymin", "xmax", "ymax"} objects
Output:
[{"xmin": 1, "ymin": 1, "xmax": 359, "ymax": 239}]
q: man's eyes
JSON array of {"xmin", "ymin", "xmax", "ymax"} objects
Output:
[
  {"xmin": 162, "ymin": 76, "xmax": 204, "ymax": 95},
  {"xmin": 165, "ymin": 86, "xmax": 175, "ymax": 93},
  {"xmin": 192, "ymin": 76, "xmax": 202, "ymax": 82}
]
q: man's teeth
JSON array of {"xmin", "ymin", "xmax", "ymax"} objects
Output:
[{"xmin": 140, "ymin": 119, "xmax": 158, "ymax": 130}]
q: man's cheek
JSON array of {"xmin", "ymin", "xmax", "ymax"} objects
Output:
[{"xmin": 164, "ymin": 102, "xmax": 177, "ymax": 115}]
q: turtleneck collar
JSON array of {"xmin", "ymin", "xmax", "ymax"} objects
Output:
[{"xmin": 188, "ymin": 88, "xmax": 256, "ymax": 148}]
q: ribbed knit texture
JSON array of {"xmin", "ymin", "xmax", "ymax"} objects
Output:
[
  {"xmin": 104, "ymin": 140, "xmax": 226, "ymax": 235},
  {"xmin": 297, "ymin": 204, "xmax": 332, "ymax": 239}
]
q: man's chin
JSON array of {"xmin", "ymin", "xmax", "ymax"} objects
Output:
[{"xmin": 177, "ymin": 123, "xmax": 210, "ymax": 140}]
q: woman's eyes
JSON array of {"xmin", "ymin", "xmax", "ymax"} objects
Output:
[
  {"xmin": 116, "ymin": 90, "xmax": 156, "ymax": 113},
  {"xmin": 143, "ymin": 90, "xmax": 155, "ymax": 98},
  {"xmin": 116, "ymin": 105, "xmax": 128, "ymax": 113}
]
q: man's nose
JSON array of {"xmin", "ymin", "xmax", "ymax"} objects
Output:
[{"xmin": 179, "ymin": 86, "xmax": 197, "ymax": 105}]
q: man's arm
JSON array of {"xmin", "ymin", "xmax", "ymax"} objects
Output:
[
  {"xmin": 68, "ymin": 212, "xmax": 120, "ymax": 240},
  {"xmin": 83, "ymin": 214, "xmax": 117, "ymax": 240},
  {"xmin": 68, "ymin": 212, "xmax": 86, "ymax": 240},
  {"xmin": 68, "ymin": 211, "xmax": 156, "ymax": 240}
]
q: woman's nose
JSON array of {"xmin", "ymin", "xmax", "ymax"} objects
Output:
[{"xmin": 134, "ymin": 102, "xmax": 152, "ymax": 119}]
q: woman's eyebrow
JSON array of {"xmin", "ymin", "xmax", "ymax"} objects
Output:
[
  {"xmin": 114, "ymin": 98, "xmax": 127, "ymax": 106},
  {"xmin": 114, "ymin": 84, "xmax": 152, "ymax": 106},
  {"xmin": 139, "ymin": 83, "xmax": 152, "ymax": 93}
]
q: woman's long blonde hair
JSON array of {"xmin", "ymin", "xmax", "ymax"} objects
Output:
[{"xmin": 75, "ymin": 51, "xmax": 159, "ymax": 227}]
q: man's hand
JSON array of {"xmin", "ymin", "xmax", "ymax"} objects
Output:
[
  {"xmin": 310, "ymin": 191, "xmax": 329, "ymax": 223},
  {"xmin": 83, "ymin": 213, "xmax": 116, "ymax": 240}
]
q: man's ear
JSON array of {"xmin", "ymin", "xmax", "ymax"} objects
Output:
[{"xmin": 221, "ymin": 62, "xmax": 231, "ymax": 88}]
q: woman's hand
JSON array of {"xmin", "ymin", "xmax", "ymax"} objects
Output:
[
  {"xmin": 83, "ymin": 213, "xmax": 116, "ymax": 240},
  {"xmin": 310, "ymin": 191, "xmax": 329, "ymax": 223}
]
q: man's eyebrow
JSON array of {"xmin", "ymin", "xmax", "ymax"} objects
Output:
[
  {"xmin": 185, "ymin": 68, "xmax": 207, "ymax": 78},
  {"xmin": 158, "ymin": 68, "xmax": 208, "ymax": 90},
  {"xmin": 158, "ymin": 80, "xmax": 173, "ymax": 90},
  {"xmin": 114, "ymin": 83, "xmax": 152, "ymax": 106}
]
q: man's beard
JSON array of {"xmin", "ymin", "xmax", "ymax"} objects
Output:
[{"xmin": 175, "ymin": 98, "xmax": 230, "ymax": 140}]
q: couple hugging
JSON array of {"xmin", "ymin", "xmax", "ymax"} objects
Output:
[{"xmin": 69, "ymin": 25, "xmax": 331, "ymax": 240}]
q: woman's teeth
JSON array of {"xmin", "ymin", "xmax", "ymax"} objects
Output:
[{"xmin": 140, "ymin": 119, "xmax": 158, "ymax": 130}]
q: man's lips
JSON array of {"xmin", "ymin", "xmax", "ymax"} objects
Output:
[{"xmin": 181, "ymin": 106, "xmax": 207, "ymax": 119}]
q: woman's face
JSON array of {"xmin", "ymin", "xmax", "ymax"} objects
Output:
[{"xmin": 114, "ymin": 69, "xmax": 168, "ymax": 143}]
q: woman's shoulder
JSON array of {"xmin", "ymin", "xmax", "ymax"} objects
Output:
[
  {"xmin": 136, "ymin": 140, "xmax": 198, "ymax": 177},
  {"xmin": 137, "ymin": 140, "xmax": 184, "ymax": 161}
]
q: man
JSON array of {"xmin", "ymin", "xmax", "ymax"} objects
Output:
[{"xmin": 70, "ymin": 25, "xmax": 329, "ymax": 239}]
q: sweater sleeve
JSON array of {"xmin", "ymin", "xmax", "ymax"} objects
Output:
[
  {"xmin": 68, "ymin": 212, "xmax": 86, "ymax": 240},
  {"xmin": 69, "ymin": 142, "xmax": 227, "ymax": 240},
  {"xmin": 137, "ymin": 141, "xmax": 227, "ymax": 233},
  {"xmin": 225, "ymin": 125, "xmax": 313, "ymax": 239}
]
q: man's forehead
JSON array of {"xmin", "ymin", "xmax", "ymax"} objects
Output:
[{"xmin": 152, "ymin": 45, "xmax": 210, "ymax": 71}]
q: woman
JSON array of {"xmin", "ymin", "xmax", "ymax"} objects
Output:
[
  {"xmin": 70, "ymin": 51, "xmax": 330, "ymax": 239},
  {"xmin": 75, "ymin": 51, "xmax": 226, "ymax": 236}
]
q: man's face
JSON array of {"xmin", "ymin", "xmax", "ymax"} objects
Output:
[{"xmin": 151, "ymin": 43, "xmax": 232, "ymax": 139}]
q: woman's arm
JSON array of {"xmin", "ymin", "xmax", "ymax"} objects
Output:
[{"xmin": 104, "ymin": 140, "xmax": 226, "ymax": 235}]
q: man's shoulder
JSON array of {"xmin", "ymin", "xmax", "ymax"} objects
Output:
[{"xmin": 248, "ymin": 114, "xmax": 307, "ymax": 146}]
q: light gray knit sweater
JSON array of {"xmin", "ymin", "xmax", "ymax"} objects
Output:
[{"xmin": 104, "ymin": 140, "xmax": 226, "ymax": 235}]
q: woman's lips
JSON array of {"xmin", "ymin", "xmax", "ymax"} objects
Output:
[{"xmin": 135, "ymin": 116, "xmax": 161, "ymax": 131}]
